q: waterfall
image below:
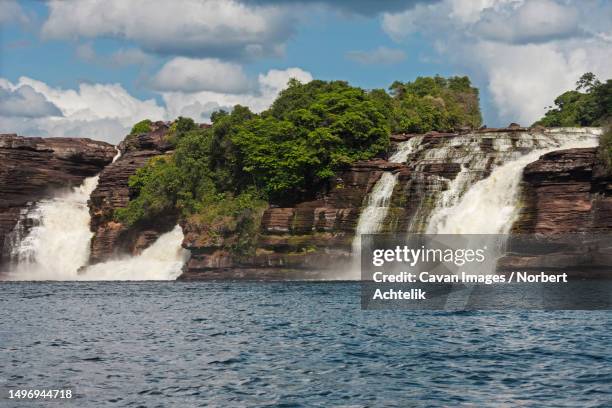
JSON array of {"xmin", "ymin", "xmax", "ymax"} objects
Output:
[
  {"xmin": 347, "ymin": 127, "xmax": 600, "ymax": 278},
  {"xmin": 353, "ymin": 172, "xmax": 399, "ymax": 238},
  {"xmin": 348, "ymin": 137, "xmax": 425, "ymax": 277},
  {"xmin": 389, "ymin": 135, "xmax": 425, "ymax": 164},
  {"xmin": 5, "ymin": 176, "xmax": 100, "ymax": 279},
  {"xmin": 351, "ymin": 136, "xmax": 424, "ymax": 252},
  {"xmin": 3, "ymin": 149, "xmax": 189, "ymax": 281},
  {"xmin": 426, "ymin": 129, "xmax": 600, "ymax": 234}
]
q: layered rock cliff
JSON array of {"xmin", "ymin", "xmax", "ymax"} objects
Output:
[
  {"xmin": 180, "ymin": 160, "xmax": 402, "ymax": 280},
  {"xmin": 513, "ymin": 147, "xmax": 612, "ymax": 233},
  {"xmin": 88, "ymin": 122, "xmax": 175, "ymax": 263},
  {"xmin": 0, "ymin": 134, "xmax": 115, "ymax": 264},
  {"xmin": 177, "ymin": 127, "xmax": 610, "ymax": 279},
  {"xmin": 500, "ymin": 147, "xmax": 612, "ymax": 274},
  {"xmin": 3, "ymin": 126, "xmax": 609, "ymax": 279}
]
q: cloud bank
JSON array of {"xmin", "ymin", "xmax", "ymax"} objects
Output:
[
  {"xmin": 0, "ymin": 68, "xmax": 312, "ymax": 144},
  {"xmin": 151, "ymin": 58, "xmax": 250, "ymax": 94},
  {"xmin": 42, "ymin": 0, "xmax": 295, "ymax": 60},
  {"xmin": 382, "ymin": 0, "xmax": 612, "ymax": 125}
]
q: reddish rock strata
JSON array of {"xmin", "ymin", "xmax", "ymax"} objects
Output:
[
  {"xmin": 513, "ymin": 147, "xmax": 612, "ymax": 234},
  {"xmin": 503, "ymin": 147, "xmax": 612, "ymax": 273},
  {"xmin": 88, "ymin": 122, "xmax": 175, "ymax": 263},
  {"xmin": 179, "ymin": 160, "xmax": 404, "ymax": 280},
  {"xmin": 3, "ymin": 127, "xmax": 611, "ymax": 279}
]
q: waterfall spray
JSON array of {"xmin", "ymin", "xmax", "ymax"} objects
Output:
[{"xmin": 79, "ymin": 225, "xmax": 189, "ymax": 281}]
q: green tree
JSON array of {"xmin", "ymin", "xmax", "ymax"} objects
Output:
[
  {"xmin": 535, "ymin": 73, "xmax": 611, "ymax": 127},
  {"xmin": 387, "ymin": 75, "xmax": 482, "ymax": 133},
  {"xmin": 116, "ymin": 78, "xmax": 391, "ymax": 244},
  {"xmin": 233, "ymin": 80, "xmax": 389, "ymax": 202},
  {"xmin": 117, "ymin": 76, "xmax": 486, "ymax": 252}
]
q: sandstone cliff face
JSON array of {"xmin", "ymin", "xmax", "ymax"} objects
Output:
[
  {"xmin": 499, "ymin": 147, "xmax": 612, "ymax": 274},
  {"xmin": 0, "ymin": 134, "xmax": 115, "ymax": 263},
  {"xmin": 177, "ymin": 129, "xmax": 511, "ymax": 279},
  {"xmin": 38, "ymin": 124, "xmax": 602, "ymax": 279},
  {"xmin": 513, "ymin": 147, "xmax": 612, "ymax": 234},
  {"xmin": 88, "ymin": 122, "xmax": 175, "ymax": 263},
  {"xmin": 179, "ymin": 160, "xmax": 402, "ymax": 280}
]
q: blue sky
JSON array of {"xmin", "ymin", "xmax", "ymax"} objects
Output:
[{"xmin": 1, "ymin": 0, "xmax": 611, "ymax": 143}]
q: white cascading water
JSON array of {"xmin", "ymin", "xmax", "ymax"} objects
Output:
[
  {"xmin": 388, "ymin": 135, "xmax": 425, "ymax": 164},
  {"xmin": 5, "ymin": 176, "xmax": 101, "ymax": 280},
  {"xmin": 353, "ymin": 172, "xmax": 399, "ymax": 238},
  {"xmin": 4, "ymin": 151, "xmax": 189, "ymax": 281},
  {"xmin": 79, "ymin": 225, "xmax": 189, "ymax": 281},
  {"xmin": 427, "ymin": 129, "xmax": 601, "ymax": 234},
  {"xmin": 351, "ymin": 136, "xmax": 424, "ymax": 255},
  {"xmin": 348, "ymin": 136, "xmax": 426, "ymax": 278}
]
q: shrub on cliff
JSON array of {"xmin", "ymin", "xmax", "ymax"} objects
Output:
[
  {"xmin": 387, "ymin": 75, "xmax": 482, "ymax": 133},
  {"xmin": 165, "ymin": 116, "xmax": 197, "ymax": 145},
  {"xmin": 130, "ymin": 119, "xmax": 153, "ymax": 135},
  {"xmin": 534, "ymin": 73, "xmax": 612, "ymax": 127}
]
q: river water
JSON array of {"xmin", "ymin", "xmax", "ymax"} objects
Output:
[{"xmin": 2, "ymin": 282, "xmax": 610, "ymax": 407}]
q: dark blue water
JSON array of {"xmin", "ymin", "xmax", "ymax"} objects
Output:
[{"xmin": 1, "ymin": 282, "xmax": 611, "ymax": 407}]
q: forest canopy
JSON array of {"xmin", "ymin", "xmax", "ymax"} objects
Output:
[
  {"xmin": 534, "ymin": 73, "xmax": 611, "ymax": 173},
  {"xmin": 385, "ymin": 75, "xmax": 482, "ymax": 133}
]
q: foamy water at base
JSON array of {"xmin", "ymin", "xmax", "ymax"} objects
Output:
[{"xmin": 80, "ymin": 225, "xmax": 189, "ymax": 281}]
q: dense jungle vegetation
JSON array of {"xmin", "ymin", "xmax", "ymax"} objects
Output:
[{"xmin": 115, "ymin": 76, "xmax": 483, "ymax": 253}]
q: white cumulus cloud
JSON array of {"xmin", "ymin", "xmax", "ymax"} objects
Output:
[
  {"xmin": 0, "ymin": 84, "xmax": 62, "ymax": 118},
  {"xmin": 0, "ymin": 77, "xmax": 165, "ymax": 143},
  {"xmin": 474, "ymin": 0, "xmax": 581, "ymax": 44},
  {"xmin": 381, "ymin": 0, "xmax": 612, "ymax": 125},
  {"xmin": 151, "ymin": 58, "xmax": 250, "ymax": 93},
  {"xmin": 1, "ymin": 67, "xmax": 313, "ymax": 143},
  {"xmin": 42, "ymin": 0, "xmax": 294, "ymax": 60},
  {"xmin": 161, "ymin": 67, "xmax": 313, "ymax": 122}
]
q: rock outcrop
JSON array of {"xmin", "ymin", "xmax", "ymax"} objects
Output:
[
  {"xmin": 0, "ymin": 134, "xmax": 115, "ymax": 263},
  {"xmin": 179, "ymin": 160, "xmax": 399, "ymax": 280},
  {"xmin": 501, "ymin": 147, "xmax": 612, "ymax": 274},
  {"xmin": 88, "ymin": 122, "xmax": 176, "ymax": 263},
  {"xmin": 513, "ymin": 147, "xmax": 612, "ymax": 234}
]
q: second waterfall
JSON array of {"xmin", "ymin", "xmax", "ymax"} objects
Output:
[{"xmin": 350, "ymin": 128, "xmax": 602, "ymax": 276}]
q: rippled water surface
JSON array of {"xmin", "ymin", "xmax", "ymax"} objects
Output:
[{"xmin": 1, "ymin": 282, "xmax": 611, "ymax": 407}]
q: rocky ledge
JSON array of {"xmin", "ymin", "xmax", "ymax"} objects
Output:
[
  {"xmin": 88, "ymin": 122, "xmax": 176, "ymax": 263},
  {"xmin": 0, "ymin": 134, "xmax": 116, "ymax": 264},
  {"xmin": 503, "ymin": 147, "xmax": 612, "ymax": 273},
  {"xmin": 513, "ymin": 147, "xmax": 612, "ymax": 234}
]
